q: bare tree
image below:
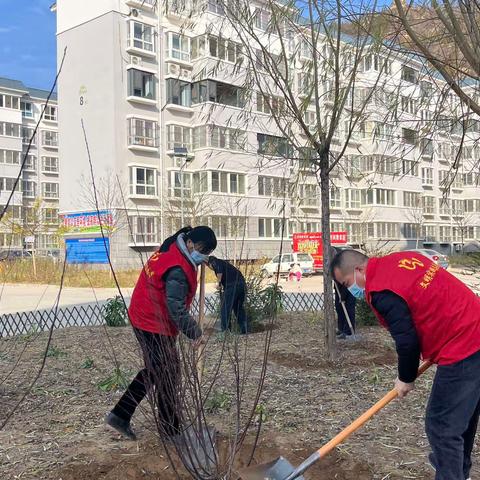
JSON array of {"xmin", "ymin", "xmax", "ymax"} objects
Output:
[{"xmin": 405, "ymin": 194, "xmax": 425, "ymax": 248}]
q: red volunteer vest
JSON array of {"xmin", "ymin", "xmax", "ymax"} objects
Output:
[
  {"xmin": 365, "ymin": 252, "xmax": 480, "ymax": 365},
  {"xmin": 128, "ymin": 242, "xmax": 198, "ymax": 336}
]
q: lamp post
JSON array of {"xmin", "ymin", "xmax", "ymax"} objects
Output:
[{"xmin": 174, "ymin": 146, "xmax": 192, "ymax": 227}]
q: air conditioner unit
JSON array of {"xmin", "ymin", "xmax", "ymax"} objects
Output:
[
  {"xmin": 130, "ymin": 8, "xmax": 139, "ymax": 17},
  {"xmin": 168, "ymin": 63, "xmax": 181, "ymax": 76},
  {"xmin": 180, "ymin": 68, "xmax": 192, "ymax": 79},
  {"xmin": 130, "ymin": 55, "xmax": 142, "ymax": 66}
]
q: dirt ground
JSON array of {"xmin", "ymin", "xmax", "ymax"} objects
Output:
[{"xmin": 1, "ymin": 314, "xmax": 478, "ymax": 480}]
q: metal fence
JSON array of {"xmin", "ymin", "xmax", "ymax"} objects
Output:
[{"xmin": 0, "ymin": 291, "xmax": 324, "ymax": 339}]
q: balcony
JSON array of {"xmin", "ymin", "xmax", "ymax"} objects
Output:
[
  {"xmin": 126, "ymin": 0, "xmax": 155, "ymax": 8},
  {"xmin": 0, "ymin": 190, "xmax": 22, "ymax": 205}
]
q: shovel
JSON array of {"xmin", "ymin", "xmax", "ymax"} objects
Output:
[{"xmin": 238, "ymin": 361, "xmax": 431, "ymax": 480}]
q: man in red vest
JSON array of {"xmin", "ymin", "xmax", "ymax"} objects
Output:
[{"xmin": 331, "ymin": 249, "xmax": 480, "ymax": 480}]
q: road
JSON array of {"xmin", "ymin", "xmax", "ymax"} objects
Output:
[{"xmin": 0, "ymin": 268, "xmax": 477, "ymax": 315}]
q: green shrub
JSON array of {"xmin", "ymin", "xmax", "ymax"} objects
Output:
[
  {"xmin": 205, "ymin": 390, "xmax": 231, "ymax": 413},
  {"xmin": 355, "ymin": 299, "xmax": 378, "ymax": 326},
  {"xmin": 103, "ymin": 296, "xmax": 128, "ymax": 327},
  {"xmin": 97, "ymin": 366, "xmax": 131, "ymax": 392},
  {"xmin": 80, "ymin": 358, "xmax": 94, "ymax": 369},
  {"xmin": 449, "ymin": 253, "xmax": 480, "ymax": 268},
  {"xmin": 46, "ymin": 345, "xmax": 67, "ymax": 358}
]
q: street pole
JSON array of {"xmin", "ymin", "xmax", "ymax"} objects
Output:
[{"xmin": 180, "ymin": 157, "xmax": 185, "ymax": 227}]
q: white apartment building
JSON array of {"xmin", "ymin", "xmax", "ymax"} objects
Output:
[
  {"xmin": 53, "ymin": 0, "xmax": 480, "ymax": 268},
  {"xmin": 0, "ymin": 77, "xmax": 59, "ymax": 253}
]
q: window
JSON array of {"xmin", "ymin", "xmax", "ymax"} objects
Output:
[
  {"xmin": 41, "ymin": 130, "xmax": 58, "ymax": 147},
  {"xmin": 421, "ymin": 167, "xmax": 433, "ymax": 185},
  {"xmin": 298, "ymin": 184, "xmax": 318, "ymax": 207},
  {"xmin": 128, "ymin": 118, "xmax": 158, "ymax": 147},
  {"xmin": 169, "ymin": 171, "xmax": 191, "ymax": 198},
  {"xmin": 346, "ymin": 189, "xmax": 361, "ymax": 208},
  {"xmin": 258, "ymin": 176, "xmax": 286, "ymax": 198},
  {"xmin": 423, "ymin": 225, "xmax": 436, "ymax": 242},
  {"xmin": 22, "ymin": 180, "xmax": 36, "ymax": 197},
  {"xmin": 439, "ymin": 198, "xmax": 451, "ymax": 215},
  {"xmin": 402, "ymin": 159, "xmax": 418, "ymax": 176},
  {"xmin": 191, "ymin": 35, "xmax": 206, "ymax": 59},
  {"xmin": 256, "ymin": 92, "xmax": 285, "ymax": 115},
  {"xmin": 401, "ymin": 96, "xmax": 416, "ymax": 114},
  {"xmin": 22, "ymin": 127, "xmax": 36, "ymax": 145},
  {"xmin": 129, "ymin": 166, "xmax": 157, "ymax": 196},
  {"xmin": 0, "ymin": 177, "xmax": 20, "ymax": 192},
  {"xmin": 439, "ymin": 226, "xmax": 451, "ymax": 242},
  {"xmin": 402, "ymin": 128, "xmax": 417, "ymax": 145},
  {"xmin": 362, "ymin": 54, "xmax": 391, "ymax": 74},
  {"xmin": 258, "ymin": 218, "xmax": 285, "ymax": 238},
  {"xmin": 300, "ymin": 38, "xmax": 313, "ymax": 59},
  {"xmin": 21, "ymin": 101, "xmax": 33, "ymax": 118},
  {"xmin": 37, "ymin": 234, "xmax": 59, "ymax": 249},
  {"xmin": 193, "ymin": 125, "xmax": 245, "ymax": 150},
  {"xmin": 192, "ymin": 171, "xmax": 208, "ymax": 193},
  {"xmin": 208, "ymin": 0, "xmax": 225, "ymax": 14},
  {"xmin": 403, "ymin": 223, "xmax": 420, "ymax": 239},
  {"xmin": 376, "ymin": 189, "xmax": 395, "ymax": 205},
  {"xmin": 43, "ymin": 208, "xmax": 59, "ymax": 224},
  {"xmin": 404, "ymin": 191, "xmax": 421, "ymax": 208},
  {"xmin": 42, "ymin": 156, "xmax": 59, "ymax": 173},
  {"xmin": 401, "ymin": 65, "xmax": 417, "ymax": 83},
  {"xmin": 465, "ymin": 199, "xmax": 480, "ymax": 213},
  {"xmin": 0, "ymin": 149, "xmax": 21, "ymax": 165},
  {"xmin": 330, "ymin": 187, "xmax": 341, "ymax": 208},
  {"xmin": 0, "ymin": 94, "xmax": 20, "ymax": 109},
  {"xmin": 207, "ymin": 36, "xmax": 241, "ymax": 63},
  {"xmin": 167, "ymin": 124, "xmax": 192, "ymax": 151},
  {"xmin": 0, "ymin": 122, "xmax": 21, "ymax": 137},
  {"xmin": 131, "ymin": 216, "xmax": 158, "ymax": 244},
  {"xmin": 211, "ymin": 216, "xmax": 229, "ymax": 237},
  {"xmin": 422, "ymin": 196, "xmax": 435, "ymax": 214},
  {"xmin": 191, "ymin": 80, "xmax": 245, "ymax": 108},
  {"xmin": 419, "ymin": 138, "xmax": 433, "ymax": 157},
  {"xmin": 24, "ymin": 154, "xmax": 36, "ymax": 171},
  {"xmin": 375, "ymin": 222, "xmax": 399, "ymax": 239},
  {"xmin": 166, "ymin": 79, "xmax": 191, "ymax": 107},
  {"xmin": 128, "ymin": 69, "xmax": 156, "ymax": 100},
  {"xmin": 42, "ymin": 182, "xmax": 59, "ymax": 199},
  {"xmin": 129, "ymin": 21, "xmax": 155, "ymax": 52},
  {"xmin": 167, "ymin": 32, "xmax": 190, "ymax": 62},
  {"xmin": 43, "ymin": 105, "xmax": 57, "ymax": 121},
  {"xmin": 463, "ymin": 172, "xmax": 479, "ymax": 186},
  {"xmin": 257, "ymin": 133, "xmax": 290, "ymax": 157},
  {"xmin": 254, "ymin": 9, "xmax": 270, "ymax": 31},
  {"xmin": 211, "ymin": 171, "xmax": 245, "ymax": 194}
]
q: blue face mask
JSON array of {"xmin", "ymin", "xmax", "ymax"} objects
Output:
[
  {"xmin": 191, "ymin": 250, "xmax": 208, "ymax": 266},
  {"xmin": 348, "ymin": 269, "xmax": 365, "ymax": 299}
]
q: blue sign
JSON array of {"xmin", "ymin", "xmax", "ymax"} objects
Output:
[{"xmin": 66, "ymin": 237, "xmax": 110, "ymax": 264}]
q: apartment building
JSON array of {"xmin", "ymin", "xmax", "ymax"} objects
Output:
[
  {"xmin": 53, "ymin": 0, "xmax": 480, "ymax": 268},
  {"xmin": 0, "ymin": 77, "xmax": 59, "ymax": 253}
]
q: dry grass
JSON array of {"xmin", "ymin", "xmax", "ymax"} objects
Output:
[{"xmin": 0, "ymin": 259, "xmax": 238, "ymax": 287}]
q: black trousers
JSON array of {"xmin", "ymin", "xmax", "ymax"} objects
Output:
[
  {"xmin": 426, "ymin": 348, "xmax": 480, "ymax": 480},
  {"xmin": 221, "ymin": 284, "xmax": 248, "ymax": 334},
  {"xmin": 334, "ymin": 289, "xmax": 356, "ymax": 335},
  {"xmin": 111, "ymin": 329, "xmax": 180, "ymax": 436}
]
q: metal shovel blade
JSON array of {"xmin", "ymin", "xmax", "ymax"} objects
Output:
[
  {"xmin": 238, "ymin": 456, "xmax": 305, "ymax": 480},
  {"xmin": 179, "ymin": 425, "xmax": 218, "ymax": 476}
]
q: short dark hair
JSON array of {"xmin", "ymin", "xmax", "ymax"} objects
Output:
[
  {"xmin": 330, "ymin": 249, "xmax": 369, "ymax": 277},
  {"xmin": 185, "ymin": 226, "xmax": 217, "ymax": 253}
]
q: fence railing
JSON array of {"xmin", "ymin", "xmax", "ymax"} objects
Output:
[{"xmin": 0, "ymin": 291, "xmax": 325, "ymax": 338}]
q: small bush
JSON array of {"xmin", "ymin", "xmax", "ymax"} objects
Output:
[
  {"xmin": 103, "ymin": 296, "xmax": 128, "ymax": 327},
  {"xmin": 355, "ymin": 300, "xmax": 378, "ymax": 327},
  {"xmin": 97, "ymin": 367, "xmax": 131, "ymax": 392},
  {"xmin": 205, "ymin": 390, "xmax": 231, "ymax": 414},
  {"xmin": 46, "ymin": 346, "xmax": 67, "ymax": 358},
  {"xmin": 449, "ymin": 253, "xmax": 480, "ymax": 268},
  {"xmin": 80, "ymin": 358, "xmax": 94, "ymax": 369}
]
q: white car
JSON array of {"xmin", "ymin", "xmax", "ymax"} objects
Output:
[
  {"xmin": 405, "ymin": 249, "xmax": 449, "ymax": 269},
  {"xmin": 261, "ymin": 252, "xmax": 314, "ymax": 277}
]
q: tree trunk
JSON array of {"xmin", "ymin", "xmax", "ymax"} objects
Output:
[
  {"xmin": 32, "ymin": 249, "xmax": 37, "ymax": 278},
  {"xmin": 319, "ymin": 156, "xmax": 337, "ymax": 361}
]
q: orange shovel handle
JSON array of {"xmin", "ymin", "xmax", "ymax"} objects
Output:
[{"xmin": 317, "ymin": 361, "xmax": 432, "ymax": 458}]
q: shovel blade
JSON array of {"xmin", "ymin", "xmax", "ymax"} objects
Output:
[{"xmin": 238, "ymin": 456, "xmax": 305, "ymax": 480}]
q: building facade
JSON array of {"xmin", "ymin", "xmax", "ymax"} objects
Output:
[
  {"xmin": 53, "ymin": 0, "xmax": 480, "ymax": 268},
  {"xmin": 0, "ymin": 77, "xmax": 59, "ymax": 253}
]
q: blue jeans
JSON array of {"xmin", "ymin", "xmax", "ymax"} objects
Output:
[
  {"xmin": 426, "ymin": 348, "xmax": 480, "ymax": 480},
  {"xmin": 221, "ymin": 284, "xmax": 248, "ymax": 334}
]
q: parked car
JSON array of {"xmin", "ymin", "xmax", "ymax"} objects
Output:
[
  {"xmin": 404, "ymin": 248, "xmax": 449, "ymax": 269},
  {"xmin": 0, "ymin": 249, "xmax": 32, "ymax": 261},
  {"xmin": 261, "ymin": 252, "xmax": 314, "ymax": 277}
]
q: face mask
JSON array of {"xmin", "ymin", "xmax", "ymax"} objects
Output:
[
  {"xmin": 348, "ymin": 269, "xmax": 365, "ymax": 300},
  {"xmin": 191, "ymin": 250, "xmax": 208, "ymax": 266}
]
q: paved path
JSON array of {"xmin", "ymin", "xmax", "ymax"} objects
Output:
[{"xmin": 0, "ymin": 268, "xmax": 476, "ymax": 315}]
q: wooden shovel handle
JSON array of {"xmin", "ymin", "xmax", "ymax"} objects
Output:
[
  {"xmin": 197, "ymin": 264, "xmax": 206, "ymax": 380},
  {"xmin": 317, "ymin": 361, "xmax": 432, "ymax": 458}
]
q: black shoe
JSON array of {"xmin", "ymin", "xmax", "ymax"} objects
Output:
[{"xmin": 105, "ymin": 412, "xmax": 137, "ymax": 440}]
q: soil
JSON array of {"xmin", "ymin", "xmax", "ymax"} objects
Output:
[{"xmin": 1, "ymin": 314, "xmax": 477, "ymax": 480}]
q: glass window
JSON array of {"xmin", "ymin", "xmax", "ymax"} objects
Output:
[
  {"xmin": 42, "ymin": 182, "xmax": 59, "ymax": 199},
  {"xmin": 128, "ymin": 118, "xmax": 158, "ymax": 147},
  {"xmin": 42, "ymin": 156, "xmax": 59, "ymax": 173},
  {"xmin": 21, "ymin": 101, "xmax": 33, "ymax": 118},
  {"xmin": 128, "ymin": 69, "xmax": 156, "ymax": 100},
  {"xmin": 166, "ymin": 79, "xmax": 191, "ymax": 106},
  {"xmin": 130, "ymin": 21, "xmax": 154, "ymax": 52},
  {"xmin": 129, "ymin": 166, "xmax": 157, "ymax": 196}
]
